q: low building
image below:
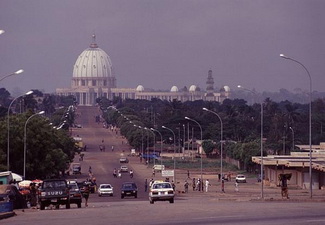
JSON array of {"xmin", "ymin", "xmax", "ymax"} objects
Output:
[{"xmin": 252, "ymin": 143, "xmax": 325, "ymax": 190}]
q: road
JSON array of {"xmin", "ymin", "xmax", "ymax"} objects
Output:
[{"xmin": 3, "ymin": 106, "xmax": 325, "ymax": 224}]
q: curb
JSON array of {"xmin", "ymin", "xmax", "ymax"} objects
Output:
[{"xmin": 0, "ymin": 211, "xmax": 16, "ymax": 220}]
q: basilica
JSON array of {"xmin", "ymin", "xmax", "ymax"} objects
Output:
[{"xmin": 56, "ymin": 35, "xmax": 230, "ymax": 106}]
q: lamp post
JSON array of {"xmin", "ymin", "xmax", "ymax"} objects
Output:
[
  {"xmin": 151, "ymin": 128, "xmax": 163, "ymax": 167},
  {"xmin": 145, "ymin": 127, "xmax": 156, "ymax": 166},
  {"xmin": 7, "ymin": 90, "xmax": 33, "ymax": 171},
  {"xmin": 185, "ymin": 117, "xmax": 203, "ymax": 191},
  {"xmin": 203, "ymin": 108, "xmax": 223, "ymax": 187},
  {"xmin": 238, "ymin": 85, "xmax": 264, "ymax": 199},
  {"xmin": 0, "ymin": 69, "xmax": 24, "ymax": 83},
  {"xmin": 24, "ymin": 111, "xmax": 45, "ymax": 178},
  {"xmin": 280, "ymin": 53, "xmax": 313, "ymax": 198},
  {"xmin": 289, "ymin": 126, "xmax": 295, "ymax": 151},
  {"xmin": 162, "ymin": 126, "xmax": 176, "ymax": 181}
]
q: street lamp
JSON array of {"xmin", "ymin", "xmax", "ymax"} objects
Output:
[
  {"xmin": 238, "ymin": 85, "xmax": 264, "ymax": 199},
  {"xmin": 7, "ymin": 90, "xmax": 33, "ymax": 170},
  {"xmin": 151, "ymin": 128, "xmax": 163, "ymax": 167},
  {"xmin": 145, "ymin": 127, "xmax": 156, "ymax": 166},
  {"xmin": 24, "ymin": 111, "xmax": 45, "ymax": 178},
  {"xmin": 203, "ymin": 108, "xmax": 224, "ymax": 188},
  {"xmin": 289, "ymin": 127, "xmax": 295, "ymax": 151},
  {"xmin": 280, "ymin": 53, "xmax": 313, "ymax": 198},
  {"xmin": 185, "ymin": 116, "xmax": 203, "ymax": 191},
  {"xmin": 0, "ymin": 69, "xmax": 24, "ymax": 83},
  {"xmin": 162, "ymin": 125, "xmax": 176, "ymax": 182}
]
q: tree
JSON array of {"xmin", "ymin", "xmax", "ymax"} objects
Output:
[{"xmin": 202, "ymin": 140, "xmax": 215, "ymax": 157}]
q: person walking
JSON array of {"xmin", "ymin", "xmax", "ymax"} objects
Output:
[
  {"xmin": 187, "ymin": 170, "xmax": 190, "ymax": 179},
  {"xmin": 83, "ymin": 185, "xmax": 90, "ymax": 207},
  {"xmin": 235, "ymin": 181, "xmax": 239, "ymax": 192},
  {"xmin": 192, "ymin": 178, "xmax": 196, "ymax": 191},
  {"xmin": 205, "ymin": 179, "xmax": 211, "ymax": 192},
  {"xmin": 221, "ymin": 178, "xmax": 225, "ymax": 193},
  {"xmin": 184, "ymin": 181, "xmax": 189, "ymax": 193}
]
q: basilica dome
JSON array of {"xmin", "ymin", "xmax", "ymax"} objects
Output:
[{"xmin": 73, "ymin": 35, "xmax": 113, "ymax": 78}]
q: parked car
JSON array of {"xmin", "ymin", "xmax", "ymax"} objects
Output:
[
  {"xmin": 121, "ymin": 182, "xmax": 137, "ymax": 199},
  {"xmin": 120, "ymin": 165, "xmax": 128, "ymax": 173},
  {"xmin": 235, "ymin": 174, "xmax": 247, "ymax": 183},
  {"xmin": 68, "ymin": 182, "xmax": 82, "ymax": 208},
  {"xmin": 149, "ymin": 181, "xmax": 174, "ymax": 204},
  {"xmin": 98, "ymin": 184, "xmax": 113, "ymax": 197},
  {"xmin": 0, "ymin": 185, "xmax": 27, "ymax": 209},
  {"xmin": 119, "ymin": 157, "xmax": 129, "ymax": 163}
]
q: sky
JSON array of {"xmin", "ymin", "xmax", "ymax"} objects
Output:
[{"xmin": 1, "ymin": 0, "xmax": 325, "ymax": 96}]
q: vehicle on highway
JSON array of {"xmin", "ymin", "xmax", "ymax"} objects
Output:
[
  {"xmin": 71, "ymin": 163, "xmax": 81, "ymax": 175},
  {"xmin": 152, "ymin": 164, "xmax": 165, "ymax": 172},
  {"xmin": 121, "ymin": 182, "xmax": 138, "ymax": 199},
  {"xmin": 235, "ymin": 174, "xmax": 247, "ymax": 183},
  {"xmin": 68, "ymin": 182, "xmax": 82, "ymax": 208},
  {"xmin": 149, "ymin": 181, "xmax": 174, "ymax": 204},
  {"xmin": 38, "ymin": 179, "xmax": 70, "ymax": 210},
  {"xmin": 120, "ymin": 165, "xmax": 128, "ymax": 172},
  {"xmin": 98, "ymin": 184, "xmax": 113, "ymax": 197},
  {"xmin": 119, "ymin": 157, "xmax": 129, "ymax": 163}
]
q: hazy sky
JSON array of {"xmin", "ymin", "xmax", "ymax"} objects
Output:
[{"xmin": 1, "ymin": 0, "xmax": 324, "ymax": 95}]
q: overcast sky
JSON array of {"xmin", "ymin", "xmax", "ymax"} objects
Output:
[{"xmin": 1, "ymin": 0, "xmax": 324, "ymax": 96}]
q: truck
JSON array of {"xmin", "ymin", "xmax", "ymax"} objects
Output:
[{"xmin": 38, "ymin": 179, "xmax": 70, "ymax": 210}]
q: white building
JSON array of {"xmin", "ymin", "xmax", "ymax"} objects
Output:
[{"xmin": 57, "ymin": 35, "xmax": 230, "ymax": 106}]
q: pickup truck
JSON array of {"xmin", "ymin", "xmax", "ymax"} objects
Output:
[{"xmin": 38, "ymin": 179, "xmax": 70, "ymax": 210}]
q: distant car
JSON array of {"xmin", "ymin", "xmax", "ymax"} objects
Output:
[
  {"xmin": 72, "ymin": 163, "xmax": 81, "ymax": 175},
  {"xmin": 119, "ymin": 157, "xmax": 129, "ymax": 163},
  {"xmin": 120, "ymin": 165, "xmax": 128, "ymax": 172},
  {"xmin": 149, "ymin": 182, "xmax": 174, "ymax": 204},
  {"xmin": 68, "ymin": 182, "xmax": 82, "ymax": 208},
  {"xmin": 235, "ymin": 174, "xmax": 247, "ymax": 183},
  {"xmin": 98, "ymin": 184, "xmax": 113, "ymax": 197},
  {"xmin": 121, "ymin": 182, "xmax": 138, "ymax": 199}
]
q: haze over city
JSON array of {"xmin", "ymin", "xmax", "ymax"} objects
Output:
[{"xmin": 1, "ymin": 0, "xmax": 324, "ymax": 96}]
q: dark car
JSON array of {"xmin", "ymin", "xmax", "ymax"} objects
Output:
[
  {"xmin": 0, "ymin": 185, "xmax": 27, "ymax": 209},
  {"xmin": 121, "ymin": 182, "xmax": 138, "ymax": 199},
  {"xmin": 68, "ymin": 182, "xmax": 82, "ymax": 208},
  {"xmin": 38, "ymin": 179, "xmax": 70, "ymax": 210}
]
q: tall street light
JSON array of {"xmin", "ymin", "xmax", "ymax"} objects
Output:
[
  {"xmin": 7, "ymin": 90, "xmax": 33, "ymax": 171},
  {"xmin": 185, "ymin": 117, "xmax": 203, "ymax": 191},
  {"xmin": 0, "ymin": 69, "xmax": 24, "ymax": 83},
  {"xmin": 280, "ymin": 53, "xmax": 313, "ymax": 198},
  {"xmin": 151, "ymin": 128, "xmax": 163, "ymax": 167},
  {"xmin": 203, "ymin": 108, "xmax": 224, "ymax": 186},
  {"xmin": 24, "ymin": 111, "xmax": 45, "ymax": 178},
  {"xmin": 162, "ymin": 126, "xmax": 176, "ymax": 182},
  {"xmin": 238, "ymin": 85, "xmax": 264, "ymax": 199},
  {"xmin": 145, "ymin": 127, "xmax": 156, "ymax": 166},
  {"xmin": 289, "ymin": 126, "xmax": 295, "ymax": 152}
]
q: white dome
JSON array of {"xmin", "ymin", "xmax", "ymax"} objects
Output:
[
  {"xmin": 73, "ymin": 35, "xmax": 113, "ymax": 78},
  {"xmin": 189, "ymin": 85, "xmax": 197, "ymax": 92},
  {"xmin": 224, "ymin": 86, "xmax": 230, "ymax": 92},
  {"xmin": 136, "ymin": 85, "xmax": 144, "ymax": 92},
  {"xmin": 170, "ymin": 86, "xmax": 178, "ymax": 92}
]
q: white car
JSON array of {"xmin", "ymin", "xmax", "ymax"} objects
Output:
[
  {"xmin": 98, "ymin": 184, "xmax": 113, "ymax": 197},
  {"xmin": 120, "ymin": 165, "xmax": 128, "ymax": 172},
  {"xmin": 235, "ymin": 174, "xmax": 247, "ymax": 183},
  {"xmin": 149, "ymin": 182, "xmax": 174, "ymax": 204}
]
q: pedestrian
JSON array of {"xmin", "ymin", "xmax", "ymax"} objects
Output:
[
  {"xmin": 205, "ymin": 179, "xmax": 211, "ymax": 192},
  {"xmin": 83, "ymin": 185, "xmax": 90, "ymax": 207},
  {"xmin": 184, "ymin": 181, "xmax": 189, "ymax": 193},
  {"xmin": 235, "ymin": 181, "xmax": 239, "ymax": 192},
  {"xmin": 152, "ymin": 169, "xmax": 155, "ymax": 177},
  {"xmin": 89, "ymin": 166, "xmax": 92, "ymax": 174},
  {"xmin": 111, "ymin": 145, "xmax": 114, "ymax": 151},
  {"xmin": 192, "ymin": 178, "xmax": 196, "ymax": 191},
  {"xmin": 113, "ymin": 168, "xmax": 117, "ymax": 178},
  {"xmin": 196, "ymin": 179, "xmax": 201, "ymax": 191},
  {"xmin": 218, "ymin": 173, "xmax": 221, "ymax": 182},
  {"xmin": 145, "ymin": 179, "xmax": 148, "ymax": 192},
  {"xmin": 187, "ymin": 170, "xmax": 190, "ymax": 179}
]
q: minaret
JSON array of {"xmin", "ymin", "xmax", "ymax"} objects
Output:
[
  {"xmin": 206, "ymin": 69, "xmax": 214, "ymax": 96},
  {"xmin": 90, "ymin": 34, "xmax": 98, "ymax": 48}
]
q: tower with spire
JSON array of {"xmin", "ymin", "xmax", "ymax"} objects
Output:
[{"xmin": 206, "ymin": 69, "xmax": 214, "ymax": 97}]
